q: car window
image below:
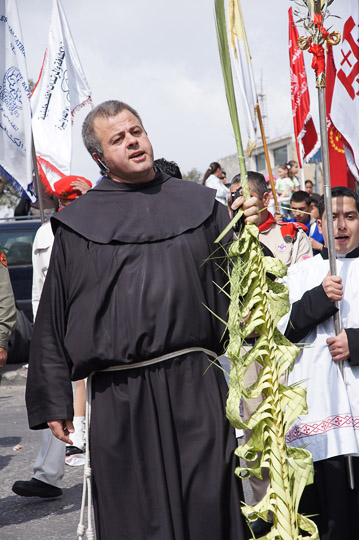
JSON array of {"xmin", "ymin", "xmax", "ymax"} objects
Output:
[{"xmin": 0, "ymin": 229, "xmax": 37, "ymax": 266}]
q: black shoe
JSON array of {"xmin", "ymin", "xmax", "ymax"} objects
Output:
[
  {"xmin": 66, "ymin": 446, "xmax": 85, "ymax": 456},
  {"xmin": 65, "ymin": 445, "xmax": 84, "ymax": 457},
  {"xmin": 12, "ymin": 478, "xmax": 62, "ymax": 498}
]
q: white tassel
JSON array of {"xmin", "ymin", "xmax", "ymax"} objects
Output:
[{"xmin": 77, "ymin": 376, "xmax": 93, "ymax": 539}]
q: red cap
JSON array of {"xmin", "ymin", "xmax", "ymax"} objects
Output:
[{"xmin": 53, "ymin": 176, "xmax": 92, "ymax": 200}]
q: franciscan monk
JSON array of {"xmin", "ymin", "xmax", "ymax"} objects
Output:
[{"xmin": 26, "ymin": 99, "xmax": 259, "ymax": 540}]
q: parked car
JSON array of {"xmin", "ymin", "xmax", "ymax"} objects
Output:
[{"xmin": 0, "ymin": 217, "xmax": 43, "ymax": 364}]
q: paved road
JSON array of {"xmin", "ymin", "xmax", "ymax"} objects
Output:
[
  {"xmin": 0, "ymin": 366, "xmax": 254, "ymax": 540},
  {"xmin": 0, "ymin": 383, "xmax": 86, "ymax": 540}
]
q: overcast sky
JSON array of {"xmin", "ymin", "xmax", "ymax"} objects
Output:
[{"xmin": 16, "ymin": 0, "xmax": 347, "ymax": 182}]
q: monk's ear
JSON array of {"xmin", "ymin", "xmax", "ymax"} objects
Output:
[
  {"xmin": 92, "ymin": 152, "xmax": 100, "ymax": 166},
  {"xmin": 317, "ymin": 219, "xmax": 323, "ymax": 235}
]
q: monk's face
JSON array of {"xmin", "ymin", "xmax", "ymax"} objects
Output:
[
  {"xmin": 93, "ymin": 110, "xmax": 154, "ymax": 184},
  {"xmin": 318, "ymin": 196, "xmax": 359, "ymax": 255}
]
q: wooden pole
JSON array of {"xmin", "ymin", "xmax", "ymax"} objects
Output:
[
  {"xmin": 31, "ymin": 132, "xmax": 45, "ymax": 224},
  {"xmin": 313, "ymin": 0, "xmax": 355, "ymax": 490},
  {"xmin": 255, "ymin": 103, "xmax": 280, "ymax": 214}
]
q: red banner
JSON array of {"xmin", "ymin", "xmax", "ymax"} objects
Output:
[
  {"xmin": 288, "ymin": 8, "xmax": 318, "ymax": 167},
  {"xmin": 330, "ymin": 1, "xmax": 359, "ymax": 184},
  {"xmin": 326, "ymin": 44, "xmax": 355, "ymax": 189}
]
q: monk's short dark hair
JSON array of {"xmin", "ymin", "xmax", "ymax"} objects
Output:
[
  {"xmin": 318, "ymin": 186, "xmax": 359, "ymax": 218},
  {"xmin": 82, "ymin": 100, "xmax": 143, "ymax": 156}
]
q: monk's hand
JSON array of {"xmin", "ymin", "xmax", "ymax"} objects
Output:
[
  {"xmin": 327, "ymin": 329, "xmax": 350, "ymax": 363},
  {"xmin": 322, "ymin": 272, "xmax": 343, "ymax": 302},
  {"xmin": 0, "ymin": 347, "xmax": 8, "ymax": 368},
  {"xmin": 231, "ymin": 195, "xmax": 259, "ymax": 226},
  {"xmin": 48, "ymin": 419, "xmax": 74, "ymax": 444}
]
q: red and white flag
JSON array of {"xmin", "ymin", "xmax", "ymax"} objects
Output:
[
  {"xmin": 31, "ymin": 0, "xmax": 92, "ymax": 193},
  {"xmin": 0, "ymin": 0, "xmax": 34, "ymax": 199},
  {"xmin": 326, "ymin": 44, "xmax": 355, "ymax": 189},
  {"xmin": 288, "ymin": 7, "xmax": 318, "ymax": 168},
  {"xmin": 330, "ymin": 0, "xmax": 359, "ymax": 182}
]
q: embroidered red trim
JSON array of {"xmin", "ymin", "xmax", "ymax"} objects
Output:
[{"xmin": 286, "ymin": 414, "xmax": 359, "ymax": 443}]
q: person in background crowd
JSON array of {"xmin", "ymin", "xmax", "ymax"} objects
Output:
[
  {"xmin": 305, "ymin": 179, "xmax": 321, "ymax": 201},
  {"xmin": 154, "ymin": 158, "xmax": 182, "ymax": 179},
  {"xmin": 310, "ymin": 197, "xmax": 320, "ymax": 221},
  {"xmin": 288, "ymin": 190, "xmax": 324, "ymax": 254},
  {"xmin": 202, "ymin": 161, "xmax": 229, "ymax": 206},
  {"xmin": 275, "ymin": 162, "xmax": 290, "ymax": 197},
  {"xmin": 14, "ymin": 173, "xmax": 59, "ymax": 217},
  {"xmin": 0, "ymin": 246, "xmax": 16, "ymax": 368},
  {"xmin": 231, "ymin": 172, "xmax": 312, "ymax": 265},
  {"xmin": 275, "ymin": 162, "xmax": 293, "ymax": 219},
  {"xmin": 305, "ymin": 179, "xmax": 314, "ymax": 194},
  {"xmin": 287, "ymin": 160, "xmax": 300, "ymax": 189},
  {"xmin": 287, "ymin": 160, "xmax": 300, "ymax": 198},
  {"xmin": 12, "ymin": 176, "xmax": 91, "ymax": 499}
]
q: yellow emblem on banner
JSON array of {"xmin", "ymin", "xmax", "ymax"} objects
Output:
[{"xmin": 329, "ymin": 125, "xmax": 345, "ymax": 154}]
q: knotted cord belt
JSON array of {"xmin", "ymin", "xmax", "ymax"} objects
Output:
[{"xmin": 77, "ymin": 347, "xmax": 218, "ymax": 540}]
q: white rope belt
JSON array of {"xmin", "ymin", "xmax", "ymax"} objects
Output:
[{"xmin": 77, "ymin": 347, "xmax": 217, "ymax": 539}]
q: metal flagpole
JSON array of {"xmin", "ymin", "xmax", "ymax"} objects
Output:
[
  {"xmin": 299, "ymin": 0, "xmax": 354, "ymax": 490},
  {"xmin": 300, "ymin": 163, "xmax": 305, "ymax": 191},
  {"xmin": 31, "ymin": 132, "xmax": 45, "ymax": 224}
]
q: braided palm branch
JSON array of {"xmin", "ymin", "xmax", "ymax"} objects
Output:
[
  {"xmin": 224, "ymin": 224, "xmax": 318, "ymax": 539},
  {"xmin": 214, "ymin": 0, "xmax": 319, "ymax": 537}
]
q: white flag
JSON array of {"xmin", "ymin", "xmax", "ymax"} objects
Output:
[
  {"xmin": 0, "ymin": 0, "xmax": 34, "ymax": 199},
  {"xmin": 331, "ymin": 0, "xmax": 359, "ymax": 178},
  {"xmin": 31, "ymin": 0, "xmax": 92, "ymax": 192},
  {"xmin": 228, "ymin": 0, "xmax": 257, "ymax": 155}
]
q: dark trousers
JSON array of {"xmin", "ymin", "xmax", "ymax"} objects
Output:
[{"xmin": 299, "ymin": 455, "xmax": 359, "ymax": 540}]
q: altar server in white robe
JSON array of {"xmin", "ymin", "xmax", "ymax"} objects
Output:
[{"xmin": 281, "ymin": 186, "xmax": 359, "ymax": 540}]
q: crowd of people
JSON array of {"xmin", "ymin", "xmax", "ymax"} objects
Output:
[
  {"xmin": 203, "ymin": 159, "xmax": 326, "ymax": 256},
  {"xmin": 202, "ymin": 158, "xmax": 359, "ymax": 540},
  {"xmin": 0, "ymin": 102, "xmax": 358, "ymax": 540}
]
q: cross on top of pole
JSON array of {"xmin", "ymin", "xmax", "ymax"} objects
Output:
[{"xmin": 292, "ymin": 0, "xmax": 341, "ymax": 87}]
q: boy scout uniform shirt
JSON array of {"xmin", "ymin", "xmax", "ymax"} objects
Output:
[{"xmin": 258, "ymin": 214, "xmax": 312, "ymax": 267}]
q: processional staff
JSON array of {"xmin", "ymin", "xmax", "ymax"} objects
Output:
[{"xmin": 297, "ymin": 0, "xmax": 354, "ymax": 490}]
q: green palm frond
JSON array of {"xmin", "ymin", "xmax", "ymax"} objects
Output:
[
  {"xmin": 214, "ymin": 0, "xmax": 248, "ymax": 198},
  {"xmin": 214, "ymin": 1, "xmax": 318, "ymax": 538}
]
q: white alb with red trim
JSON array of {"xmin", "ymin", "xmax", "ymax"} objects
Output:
[
  {"xmin": 280, "ymin": 255, "xmax": 359, "ymax": 462},
  {"xmin": 331, "ymin": 0, "xmax": 359, "ymax": 178}
]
